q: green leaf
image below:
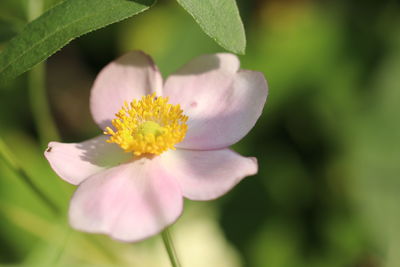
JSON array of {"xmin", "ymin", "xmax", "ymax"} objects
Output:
[
  {"xmin": 176, "ymin": 0, "xmax": 246, "ymax": 54},
  {"xmin": 0, "ymin": 0, "xmax": 155, "ymax": 82}
]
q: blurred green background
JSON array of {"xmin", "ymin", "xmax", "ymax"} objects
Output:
[{"xmin": 1, "ymin": 0, "xmax": 400, "ymax": 266}]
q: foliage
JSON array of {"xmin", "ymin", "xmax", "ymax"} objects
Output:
[{"xmin": 0, "ymin": 0, "xmax": 247, "ymax": 82}]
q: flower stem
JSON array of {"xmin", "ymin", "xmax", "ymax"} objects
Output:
[
  {"xmin": 161, "ymin": 228, "xmax": 182, "ymax": 267},
  {"xmin": 0, "ymin": 137, "xmax": 60, "ymax": 215},
  {"xmin": 27, "ymin": 0, "xmax": 44, "ymax": 21},
  {"xmin": 27, "ymin": 0, "xmax": 60, "ymax": 147},
  {"xmin": 28, "ymin": 63, "xmax": 60, "ymax": 146}
]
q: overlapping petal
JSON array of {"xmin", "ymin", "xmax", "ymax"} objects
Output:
[
  {"xmin": 159, "ymin": 149, "xmax": 258, "ymax": 200},
  {"xmin": 44, "ymin": 135, "xmax": 130, "ymax": 185},
  {"xmin": 164, "ymin": 54, "xmax": 268, "ymax": 150},
  {"xmin": 69, "ymin": 158, "xmax": 183, "ymax": 242},
  {"xmin": 90, "ymin": 51, "xmax": 163, "ymax": 129}
]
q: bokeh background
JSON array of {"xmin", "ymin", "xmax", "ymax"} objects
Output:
[{"xmin": 1, "ymin": 0, "xmax": 400, "ymax": 266}]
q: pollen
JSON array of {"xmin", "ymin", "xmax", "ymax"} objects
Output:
[{"xmin": 104, "ymin": 93, "xmax": 188, "ymax": 156}]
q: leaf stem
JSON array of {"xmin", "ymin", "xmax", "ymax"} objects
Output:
[
  {"xmin": 0, "ymin": 137, "xmax": 60, "ymax": 214},
  {"xmin": 161, "ymin": 227, "xmax": 182, "ymax": 267}
]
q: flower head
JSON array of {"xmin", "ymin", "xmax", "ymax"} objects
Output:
[
  {"xmin": 45, "ymin": 51, "xmax": 268, "ymax": 242},
  {"xmin": 104, "ymin": 93, "xmax": 188, "ymax": 156}
]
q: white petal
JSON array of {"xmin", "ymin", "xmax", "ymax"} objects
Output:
[
  {"xmin": 164, "ymin": 54, "xmax": 268, "ymax": 150},
  {"xmin": 159, "ymin": 149, "xmax": 258, "ymax": 200},
  {"xmin": 44, "ymin": 135, "xmax": 130, "ymax": 185},
  {"xmin": 90, "ymin": 51, "xmax": 163, "ymax": 129},
  {"xmin": 69, "ymin": 158, "xmax": 183, "ymax": 242}
]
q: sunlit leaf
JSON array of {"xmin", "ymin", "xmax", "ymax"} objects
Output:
[
  {"xmin": 176, "ymin": 0, "xmax": 246, "ymax": 54},
  {"xmin": 0, "ymin": 0, "xmax": 155, "ymax": 82}
]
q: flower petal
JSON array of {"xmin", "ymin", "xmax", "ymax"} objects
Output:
[
  {"xmin": 159, "ymin": 149, "xmax": 258, "ymax": 200},
  {"xmin": 164, "ymin": 53, "xmax": 268, "ymax": 150},
  {"xmin": 90, "ymin": 51, "xmax": 163, "ymax": 129},
  {"xmin": 44, "ymin": 135, "xmax": 130, "ymax": 185},
  {"xmin": 69, "ymin": 158, "xmax": 183, "ymax": 242}
]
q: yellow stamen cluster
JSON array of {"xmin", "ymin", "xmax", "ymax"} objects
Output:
[{"xmin": 104, "ymin": 93, "xmax": 188, "ymax": 156}]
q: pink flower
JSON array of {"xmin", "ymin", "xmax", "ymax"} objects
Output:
[{"xmin": 45, "ymin": 51, "xmax": 268, "ymax": 242}]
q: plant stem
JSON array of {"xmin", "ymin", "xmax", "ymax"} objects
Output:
[
  {"xmin": 27, "ymin": 0, "xmax": 60, "ymax": 147},
  {"xmin": 27, "ymin": 50, "xmax": 60, "ymax": 147},
  {"xmin": 27, "ymin": 0, "xmax": 44, "ymax": 21},
  {"xmin": 161, "ymin": 228, "xmax": 182, "ymax": 267},
  {"xmin": 0, "ymin": 137, "xmax": 59, "ymax": 214}
]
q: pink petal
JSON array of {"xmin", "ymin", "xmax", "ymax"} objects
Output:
[
  {"xmin": 163, "ymin": 53, "xmax": 268, "ymax": 150},
  {"xmin": 90, "ymin": 51, "xmax": 163, "ymax": 129},
  {"xmin": 69, "ymin": 158, "xmax": 183, "ymax": 242},
  {"xmin": 159, "ymin": 149, "xmax": 258, "ymax": 201},
  {"xmin": 44, "ymin": 135, "xmax": 130, "ymax": 185}
]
